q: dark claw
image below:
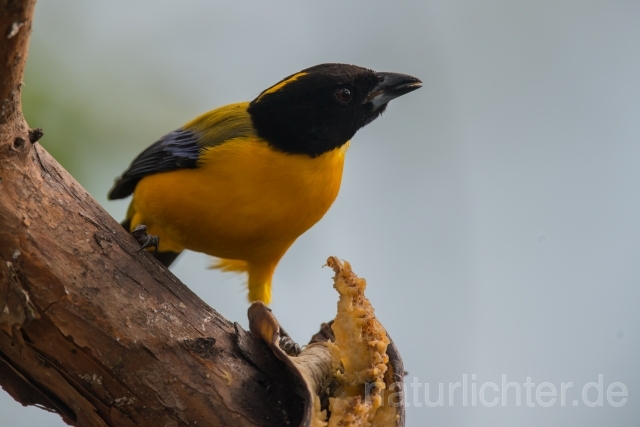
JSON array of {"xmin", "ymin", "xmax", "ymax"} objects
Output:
[
  {"xmin": 28, "ymin": 127, "xmax": 43, "ymax": 144},
  {"xmin": 137, "ymin": 235, "xmax": 159, "ymax": 253},
  {"xmin": 130, "ymin": 225, "xmax": 159, "ymax": 254},
  {"xmin": 279, "ymin": 332, "xmax": 301, "ymax": 357}
]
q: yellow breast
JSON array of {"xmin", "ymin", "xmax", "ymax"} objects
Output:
[{"xmin": 132, "ymin": 137, "xmax": 347, "ymax": 263}]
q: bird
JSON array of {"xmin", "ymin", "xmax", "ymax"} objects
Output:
[{"xmin": 108, "ymin": 63, "xmax": 421, "ymax": 304}]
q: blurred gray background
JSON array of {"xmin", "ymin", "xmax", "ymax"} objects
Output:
[{"xmin": 2, "ymin": 1, "xmax": 639, "ymax": 426}]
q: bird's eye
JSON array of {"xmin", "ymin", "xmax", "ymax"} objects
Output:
[{"xmin": 334, "ymin": 87, "xmax": 353, "ymax": 103}]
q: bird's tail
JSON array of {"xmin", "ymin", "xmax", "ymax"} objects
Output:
[{"xmin": 210, "ymin": 258, "xmax": 274, "ymax": 304}]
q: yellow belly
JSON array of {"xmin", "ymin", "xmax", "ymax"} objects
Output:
[{"xmin": 130, "ymin": 136, "xmax": 347, "ymax": 302}]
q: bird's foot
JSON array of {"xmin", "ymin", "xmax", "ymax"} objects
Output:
[
  {"xmin": 130, "ymin": 225, "xmax": 159, "ymax": 254},
  {"xmin": 279, "ymin": 328, "xmax": 301, "ymax": 357}
]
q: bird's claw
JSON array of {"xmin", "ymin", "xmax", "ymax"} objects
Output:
[
  {"xmin": 131, "ymin": 225, "xmax": 159, "ymax": 254},
  {"xmin": 279, "ymin": 333, "xmax": 301, "ymax": 357}
]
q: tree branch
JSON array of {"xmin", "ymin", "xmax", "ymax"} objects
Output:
[{"xmin": 0, "ymin": 2, "xmax": 305, "ymax": 426}]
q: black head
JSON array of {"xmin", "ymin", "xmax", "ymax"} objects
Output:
[{"xmin": 248, "ymin": 63, "xmax": 421, "ymax": 157}]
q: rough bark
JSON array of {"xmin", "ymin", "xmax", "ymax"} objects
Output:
[{"xmin": 0, "ymin": 2, "xmax": 305, "ymax": 426}]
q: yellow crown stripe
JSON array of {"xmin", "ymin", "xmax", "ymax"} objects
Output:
[{"xmin": 256, "ymin": 72, "xmax": 307, "ymax": 101}]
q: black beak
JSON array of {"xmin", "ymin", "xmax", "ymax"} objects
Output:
[{"xmin": 365, "ymin": 72, "xmax": 422, "ymax": 109}]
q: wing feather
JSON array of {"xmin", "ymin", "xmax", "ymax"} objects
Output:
[
  {"xmin": 108, "ymin": 102, "xmax": 255, "ymax": 200},
  {"xmin": 108, "ymin": 129, "xmax": 200, "ymax": 199}
]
